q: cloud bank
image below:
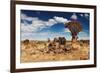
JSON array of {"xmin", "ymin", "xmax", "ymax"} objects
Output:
[
  {"xmin": 21, "ymin": 13, "xmax": 70, "ymax": 32},
  {"xmin": 71, "ymin": 13, "xmax": 77, "ymax": 20}
]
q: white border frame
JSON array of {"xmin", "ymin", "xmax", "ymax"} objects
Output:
[{"xmin": 15, "ymin": 4, "xmax": 94, "ymax": 69}]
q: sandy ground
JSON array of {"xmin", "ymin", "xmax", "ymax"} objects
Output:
[{"xmin": 20, "ymin": 40, "xmax": 89, "ymax": 63}]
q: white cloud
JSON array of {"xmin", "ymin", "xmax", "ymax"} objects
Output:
[
  {"xmin": 71, "ymin": 13, "xmax": 77, "ymax": 20},
  {"xmin": 21, "ymin": 13, "xmax": 38, "ymax": 21},
  {"xmin": 45, "ymin": 19, "xmax": 57, "ymax": 26},
  {"xmin": 80, "ymin": 14, "xmax": 84, "ymax": 17},
  {"xmin": 54, "ymin": 16, "xmax": 70, "ymax": 23},
  {"xmin": 21, "ymin": 13, "xmax": 70, "ymax": 32},
  {"xmin": 84, "ymin": 13, "xmax": 89, "ymax": 17},
  {"xmin": 21, "ymin": 23, "xmax": 38, "ymax": 32},
  {"xmin": 80, "ymin": 13, "xmax": 89, "ymax": 19}
]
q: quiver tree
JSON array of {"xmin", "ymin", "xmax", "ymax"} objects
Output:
[{"xmin": 65, "ymin": 21, "xmax": 82, "ymax": 43}]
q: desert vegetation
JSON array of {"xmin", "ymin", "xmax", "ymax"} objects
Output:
[{"xmin": 21, "ymin": 38, "xmax": 89, "ymax": 63}]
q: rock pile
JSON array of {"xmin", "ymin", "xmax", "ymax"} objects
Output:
[{"xmin": 45, "ymin": 37, "xmax": 72, "ymax": 54}]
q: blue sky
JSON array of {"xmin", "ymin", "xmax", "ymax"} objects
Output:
[{"xmin": 21, "ymin": 10, "xmax": 90, "ymax": 41}]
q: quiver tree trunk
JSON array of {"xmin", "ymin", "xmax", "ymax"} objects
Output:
[{"xmin": 72, "ymin": 34, "xmax": 78, "ymax": 43}]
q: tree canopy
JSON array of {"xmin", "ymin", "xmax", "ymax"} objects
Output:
[{"xmin": 65, "ymin": 21, "xmax": 82, "ymax": 36}]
